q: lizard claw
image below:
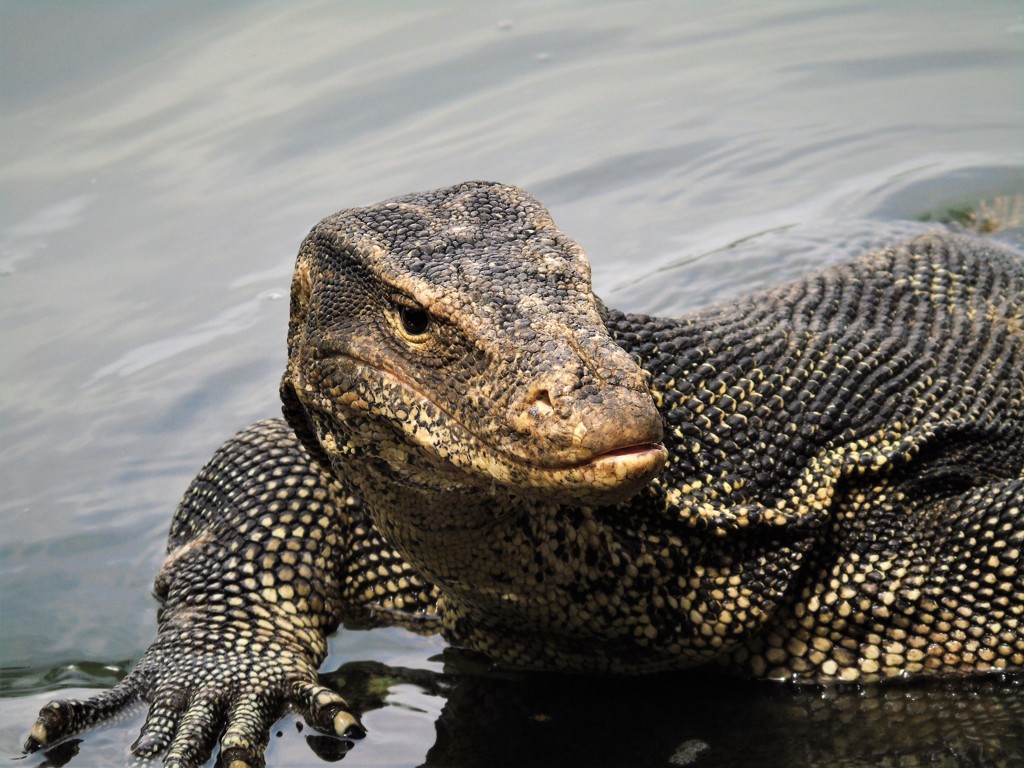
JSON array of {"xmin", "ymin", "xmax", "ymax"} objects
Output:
[{"xmin": 291, "ymin": 681, "xmax": 365, "ymax": 738}]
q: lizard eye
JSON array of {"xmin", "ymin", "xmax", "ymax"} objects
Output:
[{"xmin": 394, "ymin": 302, "xmax": 432, "ymax": 339}]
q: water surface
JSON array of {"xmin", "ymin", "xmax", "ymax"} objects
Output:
[{"xmin": 2, "ymin": 2, "xmax": 1022, "ymax": 766}]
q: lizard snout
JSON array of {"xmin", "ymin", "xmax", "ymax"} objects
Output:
[{"xmin": 510, "ymin": 376, "xmax": 665, "ymax": 469}]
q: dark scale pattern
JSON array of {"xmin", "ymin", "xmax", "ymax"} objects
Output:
[{"xmin": 27, "ymin": 182, "xmax": 1024, "ymax": 766}]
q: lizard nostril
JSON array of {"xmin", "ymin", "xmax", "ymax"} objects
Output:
[{"xmin": 527, "ymin": 388, "xmax": 555, "ymax": 418}]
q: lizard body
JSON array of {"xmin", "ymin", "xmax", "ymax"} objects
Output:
[{"xmin": 27, "ymin": 182, "xmax": 1024, "ymax": 767}]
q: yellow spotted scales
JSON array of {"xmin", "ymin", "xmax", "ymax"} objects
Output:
[{"xmin": 27, "ymin": 182, "xmax": 1024, "ymax": 767}]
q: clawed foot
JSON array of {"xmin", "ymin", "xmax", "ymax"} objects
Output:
[{"xmin": 24, "ymin": 677, "xmax": 364, "ymax": 768}]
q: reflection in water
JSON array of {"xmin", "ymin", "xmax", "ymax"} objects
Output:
[
  {"xmin": 421, "ymin": 660, "xmax": 1024, "ymax": 768},
  {"xmin": 203, "ymin": 655, "xmax": 1024, "ymax": 767}
]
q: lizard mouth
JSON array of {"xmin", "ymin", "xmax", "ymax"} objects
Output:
[
  {"xmin": 541, "ymin": 442, "xmax": 667, "ymax": 503},
  {"xmin": 556, "ymin": 442, "xmax": 667, "ymax": 471},
  {"xmin": 590, "ymin": 443, "xmax": 664, "ymax": 461}
]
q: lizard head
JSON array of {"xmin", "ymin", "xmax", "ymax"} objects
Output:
[{"xmin": 281, "ymin": 181, "xmax": 666, "ymax": 511}]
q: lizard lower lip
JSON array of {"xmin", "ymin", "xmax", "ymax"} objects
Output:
[
  {"xmin": 592, "ymin": 443, "xmax": 663, "ymax": 460},
  {"xmin": 551, "ymin": 442, "xmax": 667, "ymax": 502},
  {"xmin": 585, "ymin": 443, "xmax": 668, "ymax": 476}
]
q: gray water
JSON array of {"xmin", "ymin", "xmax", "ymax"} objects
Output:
[{"xmin": 2, "ymin": 2, "xmax": 1023, "ymax": 766}]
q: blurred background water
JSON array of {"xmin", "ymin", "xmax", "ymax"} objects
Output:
[{"xmin": 1, "ymin": 1, "xmax": 1022, "ymax": 766}]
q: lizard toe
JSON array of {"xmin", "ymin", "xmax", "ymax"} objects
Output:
[
  {"xmin": 161, "ymin": 694, "xmax": 225, "ymax": 768},
  {"xmin": 25, "ymin": 680, "xmax": 142, "ymax": 752},
  {"xmin": 215, "ymin": 690, "xmax": 283, "ymax": 768},
  {"xmin": 130, "ymin": 701, "xmax": 185, "ymax": 758},
  {"xmin": 291, "ymin": 681, "xmax": 364, "ymax": 738}
]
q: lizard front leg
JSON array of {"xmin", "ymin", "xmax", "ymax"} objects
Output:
[{"xmin": 26, "ymin": 419, "xmax": 370, "ymax": 767}]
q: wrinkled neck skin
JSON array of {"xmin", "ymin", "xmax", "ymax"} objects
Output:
[
  {"xmin": 331, "ymin": 442, "xmax": 799, "ymax": 673},
  {"xmin": 346, "ymin": 458, "xmax": 533, "ymax": 596}
]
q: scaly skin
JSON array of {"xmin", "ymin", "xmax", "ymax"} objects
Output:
[{"xmin": 26, "ymin": 182, "xmax": 1024, "ymax": 766}]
